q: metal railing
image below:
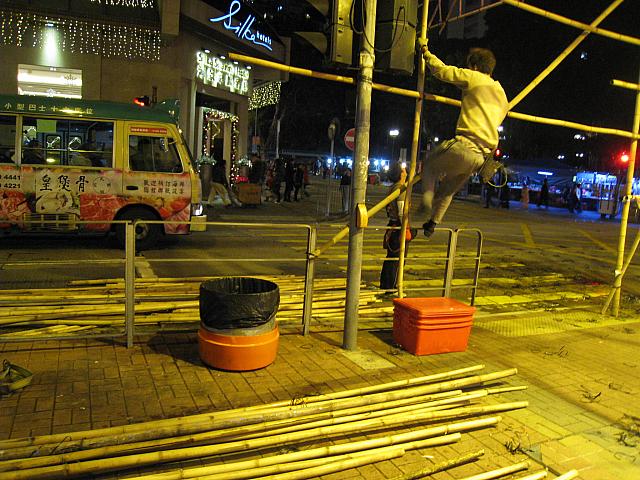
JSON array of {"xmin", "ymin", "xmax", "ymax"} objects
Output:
[
  {"xmin": 123, "ymin": 219, "xmax": 315, "ymax": 347},
  {"xmin": 0, "ymin": 218, "xmax": 481, "ymax": 346}
]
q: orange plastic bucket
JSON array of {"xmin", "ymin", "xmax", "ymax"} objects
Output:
[
  {"xmin": 393, "ymin": 297, "xmax": 475, "ymax": 356},
  {"xmin": 198, "ymin": 325, "xmax": 279, "ymax": 371}
]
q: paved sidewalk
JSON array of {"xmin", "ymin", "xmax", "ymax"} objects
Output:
[{"xmin": 2, "ymin": 311, "xmax": 639, "ymax": 479}]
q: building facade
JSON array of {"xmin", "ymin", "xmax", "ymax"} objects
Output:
[{"xmin": 0, "ymin": 0, "xmax": 289, "ymax": 173}]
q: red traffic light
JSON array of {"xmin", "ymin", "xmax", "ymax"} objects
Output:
[
  {"xmin": 620, "ymin": 152, "xmax": 629, "ymax": 163},
  {"xmin": 494, "ymin": 148, "xmax": 502, "ymax": 158},
  {"xmin": 133, "ymin": 96, "xmax": 150, "ymax": 107}
]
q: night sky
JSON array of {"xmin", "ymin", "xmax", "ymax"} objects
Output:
[{"xmin": 232, "ymin": 0, "xmax": 639, "ymax": 169}]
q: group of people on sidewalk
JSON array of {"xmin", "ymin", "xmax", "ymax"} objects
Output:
[
  {"xmin": 204, "ymin": 156, "xmax": 314, "ymax": 208},
  {"xmin": 264, "ymin": 157, "xmax": 311, "ymax": 203}
]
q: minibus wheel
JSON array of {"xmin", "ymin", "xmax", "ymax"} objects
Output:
[{"xmin": 115, "ymin": 208, "xmax": 161, "ymax": 250}]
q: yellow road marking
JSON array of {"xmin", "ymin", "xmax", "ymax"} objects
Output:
[
  {"xmin": 520, "ymin": 223, "xmax": 536, "ymax": 247},
  {"xmin": 579, "ymin": 229, "xmax": 616, "ymax": 254}
]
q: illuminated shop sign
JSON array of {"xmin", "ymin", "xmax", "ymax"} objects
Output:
[
  {"xmin": 209, "ymin": 0, "xmax": 273, "ymax": 51},
  {"xmin": 196, "ymin": 52, "xmax": 251, "ymax": 96}
]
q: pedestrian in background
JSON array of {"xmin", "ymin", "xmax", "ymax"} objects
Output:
[
  {"xmin": 340, "ymin": 167, "xmax": 352, "ymax": 215},
  {"xmin": 521, "ymin": 178, "xmax": 529, "ymax": 209},
  {"xmin": 284, "ymin": 158, "xmax": 295, "ymax": 202},
  {"xmin": 484, "ymin": 183, "xmax": 494, "ymax": 208},
  {"xmin": 417, "ymin": 39, "xmax": 508, "ymax": 238},
  {"xmin": 537, "ymin": 177, "xmax": 549, "ymax": 209},
  {"xmin": 207, "ymin": 159, "xmax": 231, "ymax": 207},
  {"xmin": 293, "ymin": 163, "xmax": 304, "ymax": 201},
  {"xmin": 380, "ymin": 164, "xmax": 416, "ymax": 291},
  {"xmin": 302, "ymin": 164, "xmax": 311, "ymax": 197},
  {"xmin": 271, "ymin": 158, "xmax": 284, "ymax": 203},
  {"xmin": 568, "ymin": 183, "xmax": 582, "ymax": 213}
]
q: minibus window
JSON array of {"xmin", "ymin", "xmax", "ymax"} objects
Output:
[
  {"xmin": 0, "ymin": 115, "xmax": 16, "ymax": 164},
  {"xmin": 21, "ymin": 116, "xmax": 114, "ymax": 168},
  {"xmin": 129, "ymin": 135, "xmax": 183, "ymax": 173}
]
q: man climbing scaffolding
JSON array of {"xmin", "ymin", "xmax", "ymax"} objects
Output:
[{"xmin": 418, "ymin": 38, "xmax": 509, "ymax": 238}]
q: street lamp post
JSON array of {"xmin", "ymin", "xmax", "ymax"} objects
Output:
[{"xmin": 389, "ymin": 128, "xmax": 399, "ymax": 162}]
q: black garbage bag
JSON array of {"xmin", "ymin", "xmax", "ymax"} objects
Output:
[{"xmin": 200, "ymin": 277, "xmax": 280, "ymax": 330}]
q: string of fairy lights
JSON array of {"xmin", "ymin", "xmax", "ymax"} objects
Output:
[
  {"xmin": 90, "ymin": 0, "xmax": 155, "ymax": 7},
  {"xmin": 249, "ymin": 81, "xmax": 281, "ymax": 111},
  {"xmin": 0, "ymin": 10, "xmax": 160, "ymax": 61},
  {"xmin": 203, "ymin": 109, "xmax": 241, "ymax": 182}
]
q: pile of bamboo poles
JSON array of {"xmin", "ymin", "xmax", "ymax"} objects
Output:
[
  {"xmin": 0, "ymin": 275, "xmax": 393, "ymax": 336},
  {"xmin": 0, "ymin": 365, "xmax": 538, "ymax": 480}
]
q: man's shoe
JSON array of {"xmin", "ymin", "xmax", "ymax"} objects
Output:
[{"xmin": 422, "ymin": 220, "xmax": 437, "ymax": 238}]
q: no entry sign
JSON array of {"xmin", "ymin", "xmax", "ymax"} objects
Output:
[{"xmin": 344, "ymin": 128, "xmax": 356, "ymax": 151}]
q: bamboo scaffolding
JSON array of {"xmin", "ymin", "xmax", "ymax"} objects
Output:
[
  {"xmin": 508, "ymin": 0, "xmax": 625, "ymax": 109},
  {"xmin": 397, "ymin": 0, "xmax": 429, "ymax": 300},
  {"xmin": 390, "ymin": 449, "xmax": 485, "ymax": 480},
  {"xmin": 0, "ymin": 389, "xmax": 470, "ymax": 462},
  {"xmin": 0, "ymin": 405, "xmax": 525, "ymax": 479},
  {"xmin": 460, "ymin": 461, "xmax": 530, "ymax": 480},
  {"xmin": 1, "ymin": 384, "xmax": 514, "ymax": 467},
  {"xmin": 0, "ymin": 275, "xmax": 395, "ymax": 333},
  {"xmin": 501, "ymin": 0, "xmax": 640, "ymax": 46},
  {"xmin": 129, "ymin": 428, "xmax": 478, "ymax": 480},
  {"xmin": 0, "ymin": 365, "xmax": 486, "ymax": 451},
  {"xmin": 0, "ymin": 368, "xmax": 526, "ymax": 480},
  {"xmin": 155, "ymin": 434, "xmax": 462, "ymax": 480}
]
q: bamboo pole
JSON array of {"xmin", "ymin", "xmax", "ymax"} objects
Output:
[
  {"xmin": 313, "ymin": 176, "xmax": 421, "ymax": 258},
  {"xmin": 249, "ymin": 447, "xmax": 405, "ymax": 480},
  {"xmin": 129, "ymin": 418, "xmax": 499, "ymax": 480},
  {"xmin": 398, "ymin": 0, "xmax": 429, "ymax": 298},
  {"xmin": 1, "ymin": 404, "xmax": 525, "ymax": 479},
  {"xmin": 0, "ymin": 391, "xmax": 509, "ymax": 470},
  {"xmin": 0, "ymin": 389, "xmax": 469, "ymax": 462},
  {"xmin": 554, "ymin": 470, "xmax": 579, "ymax": 480},
  {"xmin": 390, "ymin": 449, "xmax": 485, "ymax": 480},
  {"xmin": 184, "ymin": 434, "xmax": 461, "ymax": 480},
  {"xmin": 505, "ymin": 110, "xmax": 639, "ymax": 140},
  {"xmin": 508, "ymin": 0, "xmax": 625, "ymax": 109},
  {"xmin": 459, "ymin": 461, "xmax": 530, "ymax": 480},
  {"xmin": 610, "ymin": 65, "xmax": 640, "ymax": 316},
  {"xmin": 501, "ymin": 0, "xmax": 640, "ymax": 46},
  {"xmin": 0, "ymin": 365, "xmax": 485, "ymax": 451},
  {"xmin": 612, "ymin": 79, "xmax": 640, "ymax": 91},
  {"xmin": 512, "ymin": 471, "xmax": 548, "ymax": 480},
  {"xmin": 600, "ymin": 227, "xmax": 640, "ymax": 314}
]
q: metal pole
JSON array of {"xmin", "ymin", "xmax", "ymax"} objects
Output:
[
  {"xmin": 612, "ymin": 67, "xmax": 640, "ymax": 316},
  {"xmin": 302, "ymin": 225, "xmax": 317, "ymax": 336},
  {"xmin": 343, "ymin": 0, "xmax": 377, "ymax": 351},
  {"xmin": 398, "ymin": 0, "xmax": 429, "ymax": 298},
  {"xmin": 124, "ymin": 222, "xmax": 135, "ymax": 348}
]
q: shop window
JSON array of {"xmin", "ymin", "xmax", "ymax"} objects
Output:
[
  {"xmin": 0, "ymin": 115, "xmax": 17, "ymax": 164},
  {"xmin": 128, "ymin": 135, "xmax": 182, "ymax": 173},
  {"xmin": 21, "ymin": 116, "xmax": 114, "ymax": 167},
  {"xmin": 18, "ymin": 65, "xmax": 82, "ymax": 99}
]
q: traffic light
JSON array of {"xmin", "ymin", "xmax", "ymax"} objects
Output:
[
  {"xmin": 494, "ymin": 148, "xmax": 502, "ymax": 159},
  {"xmin": 133, "ymin": 96, "xmax": 150, "ymax": 107},
  {"xmin": 375, "ymin": 0, "xmax": 418, "ymax": 74},
  {"xmin": 296, "ymin": 1, "xmax": 353, "ymax": 65},
  {"xmin": 620, "ymin": 152, "xmax": 630, "ymax": 164}
]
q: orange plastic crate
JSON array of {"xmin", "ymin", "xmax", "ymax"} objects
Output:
[{"xmin": 393, "ymin": 297, "xmax": 475, "ymax": 355}]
